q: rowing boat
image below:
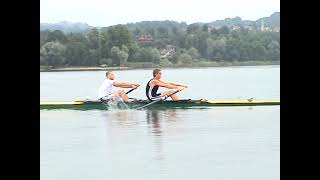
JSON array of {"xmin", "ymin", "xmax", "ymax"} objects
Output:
[{"xmin": 40, "ymin": 99, "xmax": 280, "ymax": 110}]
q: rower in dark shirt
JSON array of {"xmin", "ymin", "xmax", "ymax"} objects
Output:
[{"xmin": 146, "ymin": 68, "xmax": 187, "ymax": 101}]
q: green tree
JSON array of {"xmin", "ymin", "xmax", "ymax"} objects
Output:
[
  {"xmin": 187, "ymin": 47, "xmax": 200, "ymax": 59},
  {"xmin": 239, "ymin": 42, "xmax": 250, "ymax": 61},
  {"xmin": 99, "ymin": 58, "xmax": 113, "ymax": 66},
  {"xmin": 159, "ymin": 58, "xmax": 172, "ymax": 66},
  {"xmin": 178, "ymin": 53, "xmax": 193, "ymax": 64},
  {"xmin": 87, "ymin": 49, "xmax": 99, "ymax": 65},
  {"xmin": 266, "ymin": 40, "xmax": 280, "ymax": 60},
  {"xmin": 157, "ymin": 27, "xmax": 169, "ymax": 38},
  {"xmin": 135, "ymin": 47, "xmax": 160, "ymax": 63},
  {"xmin": 210, "ymin": 28, "xmax": 220, "ymax": 36},
  {"xmin": 133, "ymin": 28, "xmax": 141, "ymax": 36},
  {"xmin": 121, "ymin": 45, "xmax": 129, "ymax": 53},
  {"xmin": 185, "ymin": 34, "xmax": 199, "ymax": 50},
  {"xmin": 239, "ymin": 26, "xmax": 249, "ymax": 35},
  {"xmin": 110, "ymin": 46, "xmax": 120, "ymax": 65},
  {"xmin": 107, "ymin": 25, "xmax": 132, "ymax": 48},
  {"xmin": 198, "ymin": 32, "xmax": 210, "ymax": 57},
  {"xmin": 220, "ymin": 26, "xmax": 230, "ymax": 34},
  {"xmin": 202, "ymin": 24, "xmax": 209, "ymax": 32},
  {"xmin": 117, "ymin": 51, "xmax": 129, "ymax": 66},
  {"xmin": 87, "ymin": 28, "xmax": 100, "ymax": 49},
  {"xmin": 137, "ymin": 48, "xmax": 148, "ymax": 62},
  {"xmin": 251, "ymin": 43, "xmax": 267, "ymax": 60},
  {"xmin": 206, "ymin": 38, "xmax": 215, "ymax": 60},
  {"xmin": 150, "ymin": 48, "xmax": 161, "ymax": 64},
  {"xmin": 145, "ymin": 28, "xmax": 155, "ymax": 36},
  {"xmin": 206, "ymin": 38, "xmax": 226, "ymax": 60},
  {"xmin": 40, "ymin": 41, "xmax": 66, "ymax": 67},
  {"xmin": 47, "ymin": 30, "xmax": 67, "ymax": 43},
  {"xmin": 168, "ymin": 50, "xmax": 181, "ymax": 64},
  {"xmin": 225, "ymin": 39, "xmax": 240, "ymax": 61},
  {"xmin": 127, "ymin": 42, "xmax": 140, "ymax": 62},
  {"xmin": 171, "ymin": 26, "xmax": 179, "ymax": 35},
  {"xmin": 215, "ymin": 52, "xmax": 223, "ymax": 61},
  {"xmin": 187, "ymin": 24, "xmax": 200, "ymax": 34},
  {"xmin": 67, "ymin": 32, "xmax": 88, "ymax": 44},
  {"xmin": 65, "ymin": 42, "xmax": 88, "ymax": 65},
  {"xmin": 99, "ymin": 43, "xmax": 111, "ymax": 59},
  {"xmin": 100, "ymin": 30, "xmax": 109, "ymax": 45},
  {"xmin": 40, "ymin": 30, "xmax": 50, "ymax": 47}
]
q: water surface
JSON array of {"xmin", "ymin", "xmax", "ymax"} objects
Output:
[{"xmin": 40, "ymin": 66, "xmax": 280, "ymax": 180}]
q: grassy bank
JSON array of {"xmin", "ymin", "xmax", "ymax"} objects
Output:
[{"xmin": 40, "ymin": 61, "xmax": 280, "ymax": 72}]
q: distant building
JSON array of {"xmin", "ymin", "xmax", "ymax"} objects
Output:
[
  {"xmin": 136, "ymin": 34, "xmax": 153, "ymax": 43},
  {"xmin": 160, "ymin": 45, "xmax": 176, "ymax": 58},
  {"xmin": 273, "ymin": 27, "xmax": 280, "ymax": 32},
  {"xmin": 261, "ymin": 19, "xmax": 265, "ymax": 32},
  {"xmin": 213, "ymin": 26, "xmax": 222, "ymax": 29},
  {"xmin": 207, "ymin": 27, "xmax": 219, "ymax": 32},
  {"xmin": 260, "ymin": 20, "xmax": 273, "ymax": 32},
  {"xmin": 232, "ymin": 26, "xmax": 241, "ymax": 31}
]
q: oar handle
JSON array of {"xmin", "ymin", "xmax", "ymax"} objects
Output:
[{"xmin": 126, "ymin": 84, "xmax": 140, "ymax": 94}]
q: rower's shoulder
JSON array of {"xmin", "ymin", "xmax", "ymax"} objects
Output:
[
  {"xmin": 149, "ymin": 78, "xmax": 158, "ymax": 83},
  {"xmin": 148, "ymin": 79, "xmax": 158, "ymax": 86}
]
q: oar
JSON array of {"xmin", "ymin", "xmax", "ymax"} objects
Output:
[
  {"xmin": 126, "ymin": 88, "xmax": 136, "ymax": 94},
  {"xmin": 135, "ymin": 89, "xmax": 182, "ymax": 110},
  {"xmin": 126, "ymin": 84, "xmax": 140, "ymax": 94}
]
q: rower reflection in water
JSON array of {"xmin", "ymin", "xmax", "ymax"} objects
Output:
[
  {"xmin": 146, "ymin": 110, "xmax": 162, "ymax": 134},
  {"xmin": 145, "ymin": 109, "xmax": 182, "ymax": 162},
  {"xmin": 146, "ymin": 110, "xmax": 164, "ymax": 161},
  {"xmin": 146, "ymin": 68, "xmax": 188, "ymax": 101}
]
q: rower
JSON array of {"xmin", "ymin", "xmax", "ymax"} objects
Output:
[
  {"xmin": 146, "ymin": 68, "xmax": 187, "ymax": 101},
  {"xmin": 98, "ymin": 71, "xmax": 139, "ymax": 102}
]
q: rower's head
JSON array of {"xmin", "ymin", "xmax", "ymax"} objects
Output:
[
  {"xmin": 106, "ymin": 71, "xmax": 115, "ymax": 80},
  {"xmin": 153, "ymin": 68, "xmax": 162, "ymax": 79}
]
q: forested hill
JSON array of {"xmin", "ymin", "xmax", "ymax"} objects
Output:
[
  {"xmin": 40, "ymin": 21, "xmax": 92, "ymax": 33},
  {"xmin": 40, "ymin": 12, "xmax": 280, "ymax": 69},
  {"xmin": 40, "ymin": 12, "xmax": 279, "ymax": 33},
  {"xmin": 256, "ymin": 12, "xmax": 280, "ymax": 28},
  {"xmin": 207, "ymin": 12, "xmax": 279, "ymax": 29}
]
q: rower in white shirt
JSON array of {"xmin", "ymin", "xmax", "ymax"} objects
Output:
[{"xmin": 98, "ymin": 71, "xmax": 139, "ymax": 102}]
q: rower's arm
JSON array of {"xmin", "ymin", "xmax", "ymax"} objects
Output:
[
  {"xmin": 153, "ymin": 80, "xmax": 178, "ymax": 89},
  {"xmin": 113, "ymin": 81, "xmax": 138, "ymax": 88},
  {"xmin": 159, "ymin": 80, "xmax": 187, "ymax": 88},
  {"xmin": 169, "ymin": 82, "xmax": 187, "ymax": 87}
]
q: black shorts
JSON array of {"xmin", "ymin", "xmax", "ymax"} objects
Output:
[{"xmin": 151, "ymin": 92, "xmax": 161, "ymax": 97}]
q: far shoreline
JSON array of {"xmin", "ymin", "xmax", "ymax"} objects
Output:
[{"xmin": 40, "ymin": 61, "xmax": 280, "ymax": 72}]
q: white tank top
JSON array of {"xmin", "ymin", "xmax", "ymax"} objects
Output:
[{"xmin": 98, "ymin": 78, "xmax": 114, "ymax": 98}]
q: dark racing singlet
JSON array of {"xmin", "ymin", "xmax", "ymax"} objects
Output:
[{"xmin": 146, "ymin": 78, "xmax": 161, "ymax": 101}]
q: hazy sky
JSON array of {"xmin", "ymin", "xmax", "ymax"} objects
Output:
[{"xmin": 40, "ymin": 0, "xmax": 280, "ymax": 27}]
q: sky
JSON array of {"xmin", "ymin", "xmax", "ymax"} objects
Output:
[{"xmin": 40, "ymin": 0, "xmax": 280, "ymax": 27}]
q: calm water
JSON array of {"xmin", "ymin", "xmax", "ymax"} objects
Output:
[{"xmin": 40, "ymin": 66, "xmax": 280, "ymax": 180}]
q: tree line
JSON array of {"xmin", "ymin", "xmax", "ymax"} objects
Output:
[{"xmin": 40, "ymin": 24, "xmax": 280, "ymax": 68}]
